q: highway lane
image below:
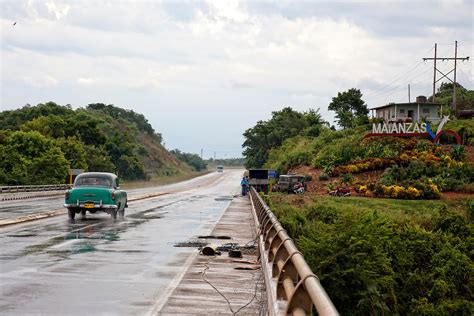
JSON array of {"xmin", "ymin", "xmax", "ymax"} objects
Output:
[
  {"xmin": 0, "ymin": 171, "xmax": 227, "ymax": 221},
  {"xmin": 0, "ymin": 170, "xmax": 244, "ymax": 315}
]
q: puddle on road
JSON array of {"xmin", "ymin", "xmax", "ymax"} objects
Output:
[
  {"xmin": 17, "ymin": 215, "xmax": 157, "ymax": 260},
  {"xmin": 6, "ymin": 233, "xmax": 38, "ymax": 238},
  {"xmin": 72, "ymin": 243, "xmax": 96, "ymax": 254},
  {"xmin": 174, "ymin": 240, "xmax": 208, "ymax": 248},
  {"xmin": 128, "ymin": 206, "xmax": 167, "ymax": 220},
  {"xmin": 214, "ymin": 195, "xmax": 234, "ymax": 201}
]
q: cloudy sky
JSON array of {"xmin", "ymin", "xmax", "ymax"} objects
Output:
[{"xmin": 1, "ymin": 0, "xmax": 472, "ymax": 158}]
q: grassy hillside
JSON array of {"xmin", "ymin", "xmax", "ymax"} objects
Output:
[
  {"xmin": 0, "ymin": 102, "xmax": 192, "ymax": 185},
  {"xmin": 265, "ymin": 119, "xmax": 474, "ymax": 198}
]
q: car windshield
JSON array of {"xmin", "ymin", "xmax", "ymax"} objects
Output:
[{"xmin": 75, "ymin": 177, "xmax": 112, "ymax": 187}]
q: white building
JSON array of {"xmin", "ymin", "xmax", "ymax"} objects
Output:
[{"xmin": 370, "ymin": 96, "xmax": 442, "ymax": 123}]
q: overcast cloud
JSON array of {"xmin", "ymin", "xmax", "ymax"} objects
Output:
[{"xmin": 1, "ymin": 0, "xmax": 472, "ymax": 158}]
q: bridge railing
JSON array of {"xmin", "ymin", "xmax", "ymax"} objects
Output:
[
  {"xmin": 249, "ymin": 187, "xmax": 338, "ymax": 316},
  {"xmin": 0, "ymin": 184, "xmax": 69, "ymax": 194}
]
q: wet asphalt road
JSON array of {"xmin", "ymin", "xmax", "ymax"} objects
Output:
[
  {"xmin": 0, "ymin": 172, "xmax": 231, "ymax": 221},
  {"xmin": 0, "ymin": 170, "xmax": 244, "ymax": 315}
]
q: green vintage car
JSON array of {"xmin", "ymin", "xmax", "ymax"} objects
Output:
[{"xmin": 64, "ymin": 172, "xmax": 127, "ymax": 220}]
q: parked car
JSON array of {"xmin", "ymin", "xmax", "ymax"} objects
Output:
[
  {"xmin": 64, "ymin": 172, "xmax": 127, "ymax": 220},
  {"xmin": 274, "ymin": 175, "xmax": 307, "ymax": 193}
]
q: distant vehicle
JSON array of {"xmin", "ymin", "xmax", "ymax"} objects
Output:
[
  {"xmin": 248, "ymin": 169, "xmax": 277, "ymax": 193},
  {"xmin": 64, "ymin": 172, "xmax": 127, "ymax": 220},
  {"xmin": 217, "ymin": 165, "xmax": 224, "ymax": 172},
  {"xmin": 274, "ymin": 174, "xmax": 307, "ymax": 193}
]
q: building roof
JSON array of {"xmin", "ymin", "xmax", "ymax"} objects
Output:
[{"xmin": 370, "ymin": 102, "xmax": 440, "ymax": 110}]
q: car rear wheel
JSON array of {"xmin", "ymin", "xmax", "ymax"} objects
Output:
[{"xmin": 68, "ymin": 208, "xmax": 76, "ymax": 220}]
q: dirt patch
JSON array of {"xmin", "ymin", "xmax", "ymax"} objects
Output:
[
  {"xmin": 464, "ymin": 146, "xmax": 474, "ymax": 163},
  {"xmin": 440, "ymin": 192, "xmax": 474, "ymax": 200}
]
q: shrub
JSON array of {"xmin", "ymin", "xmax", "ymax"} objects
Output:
[
  {"xmin": 341, "ymin": 173, "xmax": 354, "ymax": 185},
  {"xmin": 450, "ymin": 145, "xmax": 465, "ymax": 161},
  {"xmin": 318, "ymin": 172, "xmax": 330, "ymax": 181},
  {"xmin": 454, "ymin": 183, "xmax": 474, "ymax": 193},
  {"xmin": 326, "ymin": 182, "xmax": 335, "ymax": 192},
  {"xmin": 306, "ymin": 204, "xmax": 338, "ymax": 224},
  {"xmin": 372, "ymin": 183, "xmax": 439, "ymax": 200}
]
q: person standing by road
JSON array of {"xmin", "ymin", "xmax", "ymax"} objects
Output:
[{"xmin": 240, "ymin": 176, "xmax": 249, "ymax": 196}]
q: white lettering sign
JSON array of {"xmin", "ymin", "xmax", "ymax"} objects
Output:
[{"xmin": 371, "ymin": 122, "xmax": 427, "ymax": 134}]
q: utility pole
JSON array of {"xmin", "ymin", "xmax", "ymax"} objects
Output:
[
  {"xmin": 408, "ymin": 84, "xmax": 411, "ymax": 103},
  {"xmin": 453, "ymin": 40, "xmax": 458, "ymax": 112},
  {"xmin": 432, "ymin": 43, "xmax": 437, "ymax": 102},
  {"xmin": 200, "ymin": 148, "xmax": 203, "ymax": 171},
  {"xmin": 423, "ymin": 41, "xmax": 469, "ymax": 111}
]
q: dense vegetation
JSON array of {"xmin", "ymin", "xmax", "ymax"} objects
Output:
[
  {"xmin": 245, "ymin": 84, "xmax": 474, "ymax": 314},
  {"xmin": 0, "ymin": 102, "xmax": 192, "ymax": 185},
  {"xmin": 430, "ymin": 82, "xmax": 474, "ymax": 112},
  {"xmin": 242, "ymin": 107, "xmax": 329, "ymax": 168},
  {"xmin": 267, "ymin": 195, "xmax": 473, "ymax": 315}
]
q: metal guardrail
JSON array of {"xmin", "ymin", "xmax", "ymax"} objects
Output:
[
  {"xmin": 250, "ymin": 187, "xmax": 338, "ymax": 316},
  {"xmin": 0, "ymin": 184, "xmax": 69, "ymax": 194}
]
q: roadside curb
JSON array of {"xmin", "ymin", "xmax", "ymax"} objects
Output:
[
  {"xmin": 0, "ymin": 209, "xmax": 66, "ymax": 227},
  {"xmin": 1, "ymin": 191, "xmax": 65, "ymax": 201},
  {"xmin": 0, "ymin": 191, "xmax": 169, "ymax": 228}
]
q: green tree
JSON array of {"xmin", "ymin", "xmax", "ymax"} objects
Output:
[
  {"xmin": 171, "ymin": 149, "xmax": 207, "ymax": 171},
  {"xmin": 431, "ymin": 82, "xmax": 474, "ymax": 111},
  {"xmin": 242, "ymin": 107, "xmax": 327, "ymax": 168},
  {"xmin": 20, "ymin": 115, "xmax": 67, "ymax": 138},
  {"xmin": 0, "ymin": 131, "xmax": 68, "ymax": 185},
  {"xmin": 84, "ymin": 145, "xmax": 115, "ymax": 173},
  {"xmin": 56, "ymin": 136, "xmax": 88, "ymax": 170},
  {"xmin": 328, "ymin": 88, "xmax": 369, "ymax": 129}
]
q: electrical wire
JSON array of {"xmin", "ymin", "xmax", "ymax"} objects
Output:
[
  {"xmin": 364, "ymin": 46, "xmax": 435, "ymax": 98},
  {"xmin": 200, "ymin": 255, "xmax": 262, "ymax": 315},
  {"xmin": 369, "ymin": 68, "xmax": 432, "ymax": 103}
]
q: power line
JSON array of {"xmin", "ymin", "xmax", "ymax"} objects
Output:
[
  {"xmin": 364, "ymin": 46, "xmax": 434, "ymax": 98},
  {"xmin": 422, "ymin": 41, "xmax": 470, "ymax": 110},
  {"xmin": 369, "ymin": 68, "xmax": 431, "ymax": 102}
]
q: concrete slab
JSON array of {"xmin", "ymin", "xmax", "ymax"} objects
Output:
[{"xmin": 158, "ymin": 195, "xmax": 267, "ymax": 315}]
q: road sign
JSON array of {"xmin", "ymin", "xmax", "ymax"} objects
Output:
[
  {"xmin": 268, "ymin": 170, "xmax": 277, "ymax": 179},
  {"xmin": 70, "ymin": 169, "xmax": 84, "ymax": 175}
]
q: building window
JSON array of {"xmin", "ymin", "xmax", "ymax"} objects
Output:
[
  {"xmin": 422, "ymin": 108, "xmax": 430, "ymax": 114},
  {"xmin": 399, "ymin": 109, "xmax": 405, "ymax": 114}
]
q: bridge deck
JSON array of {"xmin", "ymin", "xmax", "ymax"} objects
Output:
[{"xmin": 158, "ymin": 195, "xmax": 267, "ymax": 315}]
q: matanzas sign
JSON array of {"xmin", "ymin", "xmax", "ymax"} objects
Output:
[{"xmin": 365, "ymin": 116, "xmax": 461, "ymax": 144}]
